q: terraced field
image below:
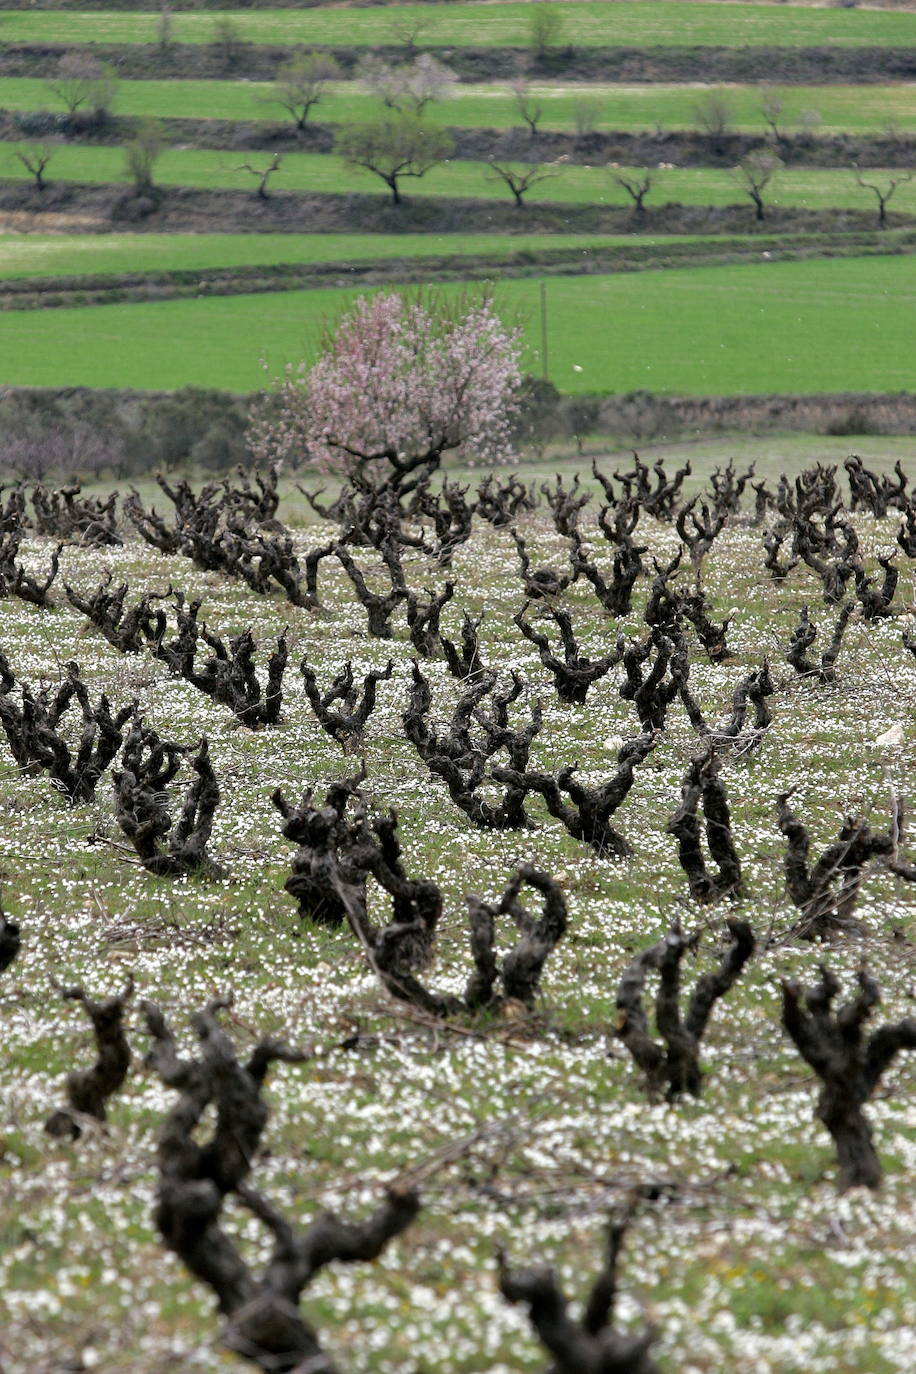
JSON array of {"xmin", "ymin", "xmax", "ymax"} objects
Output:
[
  {"xmin": 0, "ymin": 229, "xmax": 726, "ymax": 279},
  {"xmin": 3, "ymin": 77, "xmax": 916, "ymax": 135},
  {"xmin": 1, "ymin": 1, "xmax": 914, "ymax": 49},
  {"xmin": 6, "ymin": 143, "xmax": 916, "ymax": 214},
  {"xmin": 0, "ymin": 0, "xmax": 914, "ymax": 400},
  {"xmin": 3, "ymin": 255, "xmax": 914, "ymax": 393}
]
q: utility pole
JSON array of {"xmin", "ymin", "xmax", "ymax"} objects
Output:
[{"xmin": 540, "ymin": 280, "xmax": 549, "ymax": 382}]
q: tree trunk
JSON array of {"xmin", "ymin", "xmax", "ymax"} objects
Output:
[{"xmin": 820, "ymin": 1095, "xmax": 881, "ymax": 1191}]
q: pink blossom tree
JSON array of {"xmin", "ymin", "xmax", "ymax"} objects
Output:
[{"xmin": 249, "ymin": 291, "xmax": 523, "ymax": 493}]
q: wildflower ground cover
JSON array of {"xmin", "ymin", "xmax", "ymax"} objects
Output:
[{"xmin": 2, "ymin": 449, "xmax": 915, "ymax": 1372}]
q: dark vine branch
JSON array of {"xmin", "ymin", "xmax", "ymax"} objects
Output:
[
  {"xmin": 615, "ymin": 919, "xmax": 755, "ymax": 1100},
  {"xmin": 781, "ymin": 966, "xmax": 916, "ymax": 1190},
  {"xmin": 45, "ymin": 977, "xmax": 134, "ymax": 1140},
  {"xmin": 142, "ymin": 997, "xmax": 419, "ymax": 1372}
]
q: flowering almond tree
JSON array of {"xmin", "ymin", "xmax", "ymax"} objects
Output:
[{"xmin": 249, "ymin": 291, "xmax": 522, "ymax": 493}]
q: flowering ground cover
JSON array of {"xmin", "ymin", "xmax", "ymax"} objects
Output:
[{"xmin": 1, "ymin": 452, "xmax": 915, "ymax": 1372}]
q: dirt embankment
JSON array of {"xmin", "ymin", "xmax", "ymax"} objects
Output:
[
  {"xmin": 6, "ymin": 110, "xmax": 916, "ymax": 172},
  {"xmin": 0, "ymin": 42, "xmax": 914, "ymax": 85},
  {"xmin": 1, "ymin": 179, "xmax": 907, "ymax": 238}
]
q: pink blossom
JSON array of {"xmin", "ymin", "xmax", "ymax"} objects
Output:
[{"xmin": 248, "ymin": 292, "xmax": 522, "ymax": 483}]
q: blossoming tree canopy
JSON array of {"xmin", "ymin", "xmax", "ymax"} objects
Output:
[{"xmin": 249, "ymin": 292, "xmax": 523, "ymax": 493}]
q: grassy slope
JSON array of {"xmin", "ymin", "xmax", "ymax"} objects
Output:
[
  {"xmin": 4, "ymin": 76, "xmax": 916, "ymax": 135},
  {"xmin": 0, "ymin": 1, "xmax": 913, "ymax": 48},
  {"xmin": 1, "ymin": 255, "xmax": 913, "ymax": 394},
  {"xmin": 2, "ymin": 476, "xmax": 916, "ymax": 1373},
  {"xmin": 4, "ymin": 142, "xmax": 916, "ymax": 215},
  {"xmin": 0, "ymin": 230, "xmax": 736, "ymax": 279}
]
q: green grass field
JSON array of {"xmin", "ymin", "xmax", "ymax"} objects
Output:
[
  {"xmin": 4, "ymin": 77, "xmax": 916, "ymax": 137},
  {"xmin": 2, "ymin": 255, "xmax": 913, "ymax": 394},
  {"xmin": 4, "ymin": 142, "xmax": 915, "ymax": 216},
  {"xmin": 0, "ymin": 230, "xmax": 737, "ymax": 280},
  {"xmin": 0, "ymin": 1, "xmax": 913, "ymax": 49}
]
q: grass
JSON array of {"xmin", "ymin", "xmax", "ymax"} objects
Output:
[
  {"xmin": 4, "ymin": 77, "xmax": 916, "ymax": 136},
  {"xmin": 0, "ymin": 2, "xmax": 913, "ymax": 49},
  {"xmin": 2, "ymin": 454, "xmax": 916, "ymax": 1372},
  {"xmin": 4, "ymin": 142, "xmax": 916, "ymax": 216},
  {"xmin": 0, "ymin": 230, "xmax": 733, "ymax": 281},
  {"xmin": 1, "ymin": 255, "xmax": 913, "ymax": 394}
]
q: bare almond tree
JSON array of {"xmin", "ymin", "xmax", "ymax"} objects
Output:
[
  {"xmin": 760, "ymin": 85, "xmax": 786, "ymax": 145},
  {"xmin": 387, "ymin": 10, "xmax": 431, "ymax": 55},
  {"xmin": 124, "ymin": 117, "xmax": 164, "ymax": 193},
  {"xmin": 529, "ymin": 2, "xmax": 563, "ymax": 56},
  {"xmin": 612, "ymin": 167, "xmax": 653, "ymax": 216},
  {"xmin": 694, "ymin": 89, "xmax": 733, "ymax": 154},
  {"xmin": 47, "ymin": 52, "xmax": 117, "ymax": 121},
  {"xmin": 236, "ymin": 153, "xmax": 283, "ymax": 199},
  {"xmin": 267, "ymin": 50, "xmax": 341, "ymax": 131},
  {"xmin": 733, "ymin": 150, "xmax": 783, "ymax": 221},
  {"xmin": 854, "ymin": 166, "xmax": 913, "ymax": 228},
  {"xmin": 571, "ymin": 95, "xmax": 602, "ymax": 138},
  {"xmin": 487, "ymin": 159, "xmax": 560, "ymax": 206},
  {"xmin": 511, "ymin": 78, "xmax": 543, "ymax": 137},
  {"xmin": 16, "ymin": 143, "xmax": 54, "ymax": 190},
  {"xmin": 358, "ymin": 52, "xmax": 457, "ymax": 116}
]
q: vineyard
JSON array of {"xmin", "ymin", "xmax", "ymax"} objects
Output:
[
  {"xmin": 2, "ymin": 4, "xmax": 916, "ymax": 1370},
  {"xmin": 2, "ymin": 444, "xmax": 916, "ymax": 1373}
]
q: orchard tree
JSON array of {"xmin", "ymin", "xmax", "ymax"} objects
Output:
[
  {"xmin": 529, "ymin": 3, "xmax": 563, "ymax": 56},
  {"xmin": 511, "ymin": 78, "xmax": 544, "ymax": 138},
  {"xmin": 358, "ymin": 52, "xmax": 457, "ymax": 116},
  {"xmin": 694, "ymin": 89, "xmax": 733, "ymax": 155},
  {"xmin": 248, "ymin": 291, "xmax": 522, "ymax": 493},
  {"xmin": 853, "ymin": 166, "xmax": 913, "ymax": 228},
  {"xmin": 386, "ymin": 10, "xmax": 430, "ymax": 55},
  {"xmin": 237, "ymin": 152, "xmax": 282, "ymax": 199},
  {"xmin": 335, "ymin": 114, "xmax": 453, "ymax": 204},
  {"xmin": 733, "ymin": 150, "xmax": 782, "ymax": 222},
  {"xmin": 124, "ymin": 118, "xmax": 165, "ymax": 193},
  {"xmin": 487, "ymin": 159, "xmax": 560, "ymax": 206},
  {"xmin": 268, "ymin": 50, "xmax": 341, "ymax": 132},
  {"xmin": 47, "ymin": 52, "xmax": 117, "ymax": 122},
  {"xmin": 16, "ymin": 143, "xmax": 54, "ymax": 191},
  {"xmin": 760, "ymin": 85, "xmax": 788, "ymax": 146},
  {"xmin": 612, "ymin": 167, "xmax": 653, "ymax": 217}
]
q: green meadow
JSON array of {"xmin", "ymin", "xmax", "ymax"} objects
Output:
[
  {"xmin": 4, "ymin": 77, "xmax": 916, "ymax": 137},
  {"xmin": 2, "ymin": 255, "xmax": 912, "ymax": 395},
  {"xmin": 4, "ymin": 142, "xmax": 915, "ymax": 215},
  {"xmin": 0, "ymin": 1, "xmax": 912, "ymax": 49},
  {"xmin": 0, "ymin": 230, "xmax": 733, "ymax": 280}
]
